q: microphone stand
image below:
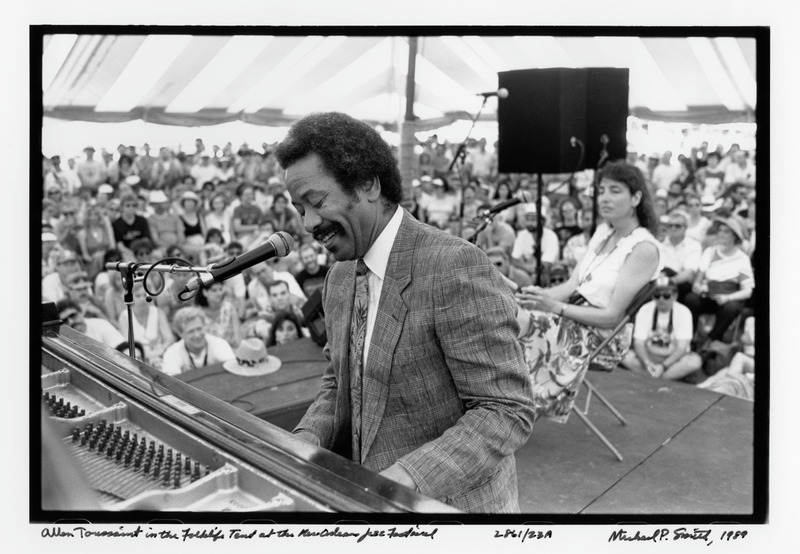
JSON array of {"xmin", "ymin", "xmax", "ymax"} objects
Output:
[
  {"xmin": 449, "ymin": 94, "xmax": 490, "ymax": 237},
  {"xmin": 591, "ymin": 134, "xmax": 610, "ymax": 235},
  {"xmin": 468, "ymin": 209, "xmax": 496, "ymax": 245},
  {"xmin": 534, "ymin": 173, "xmax": 544, "ymax": 287},
  {"xmin": 106, "ymin": 257, "xmax": 208, "ymax": 360},
  {"xmin": 551, "ymin": 137, "xmax": 585, "ymax": 196}
]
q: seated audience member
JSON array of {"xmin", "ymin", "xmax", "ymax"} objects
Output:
[
  {"xmin": 117, "ymin": 281, "xmax": 175, "ymax": 368},
  {"xmin": 511, "ymin": 204, "xmax": 559, "ymax": 279},
  {"xmin": 267, "ymin": 311, "xmax": 305, "ymax": 347},
  {"xmin": 93, "ymin": 248, "xmax": 123, "ymax": 301},
  {"xmin": 683, "ymin": 217, "xmax": 754, "ymax": 344},
  {"xmin": 459, "ymin": 183, "xmax": 483, "ymax": 222},
  {"xmin": 660, "ymin": 209, "xmax": 702, "ymax": 302},
  {"xmin": 248, "ymin": 216, "xmax": 277, "ymax": 250},
  {"xmin": 204, "ymin": 192, "xmax": 233, "ymax": 243},
  {"xmin": 147, "ymin": 189, "xmax": 184, "ymax": 251},
  {"xmin": 220, "ymin": 241, "xmax": 247, "ymax": 315},
  {"xmin": 486, "ymin": 246, "xmax": 533, "ymax": 291},
  {"xmin": 665, "ymin": 180, "xmax": 685, "ymax": 212},
  {"xmin": 670, "ymin": 156, "xmax": 696, "ymax": 193},
  {"xmin": 723, "ymin": 150, "xmax": 755, "ymax": 188},
  {"xmin": 42, "ymin": 198, "xmax": 61, "ymax": 230},
  {"xmin": 130, "ymin": 237, "xmax": 156, "ymax": 265},
  {"xmin": 697, "ymin": 316, "xmax": 755, "ymax": 400},
  {"xmin": 475, "ymin": 205, "xmax": 517, "ymax": 255},
  {"xmin": 41, "ymin": 231, "xmax": 62, "ymax": 278},
  {"xmin": 553, "ymin": 197, "xmax": 584, "ymax": 254},
  {"xmin": 56, "ymin": 299, "xmax": 125, "ymax": 350},
  {"xmin": 695, "ymin": 151, "xmax": 726, "ymax": 198},
  {"xmin": 77, "ymin": 205, "xmax": 116, "ymax": 278},
  {"xmin": 423, "ymin": 177, "xmax": 459, "ymax": 229},
  {"xmin": 161, "ymin": 306, "xmax": 236, "ymax": 376},
  {"xmin": 515, "ymin": 162, "xmax": 661, "ymax": 421},
  {"xmin": 64, "ymin": 271, "xmax": 109, "ymax": 321},
  {"xmin": 620, "ymin": 276, "xmax": 702, "ymax": 380},
  {"xmin": 178, "ymin": 191, "xmax": 207, "ymax": 262},
  {"xmin": 294, "ymin": 244, "xmax": 330, "ymax": 298},
  {"xmin": 653, "ymin": 190, "xmax": 669, "ymax": 219},
  {"xmin": 53, "ymin": 202, "xmax": 82, "ymax": 261},
  {"xmin": 263, "ymin": 193, "xmax": 303, "ymax": 237},
  {"xmin": 684, "ymin": 191, "xmax": 712, "ymax": 245},
  {"xmin": 42, "ymin": 249, "xmax": 84, "ymax": 304},
  {"xmin": 265, "ymin": 279, "xmax": 306, "ymax": 323},
  {"xmin": 199, "ymin": 240, "xmax": 225, "ymax": 267},
  {"xmin": 204, "ymin": 227, "xmax": 226, "ymax": 248},
  {"xmin": 561, "ymin": 208, "xmax": 595, "ymax": 269},
  {"xmin": 112, "ymin": 193, "xmax": 152, "ymax": 259},
  {"xmin": 195, "ymin": 282, "xmax": 242, "ymax": 349},
  {"xmin": 490, "ymin": 180, "xmax": 517, "ymax": 227},
  {"xmin": 231, "ymin": 183, "xmax": 263, "ymax": 248},
  {"xmin": 245, "ymin": 261, "xmax": 306, "ymax": 315}
]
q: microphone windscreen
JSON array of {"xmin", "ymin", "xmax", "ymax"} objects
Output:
[
  {"xmin": 497, "ymin": 87, "xmax": 509, "ymax": 99},
  {"xmin": 268, "ymin": 231, "xmax": 295, "ymax": 257}
]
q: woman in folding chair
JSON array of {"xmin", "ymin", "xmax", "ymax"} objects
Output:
[{"xmin": 515, "ymin": 162, "xmax": 662, "ymax": 423}]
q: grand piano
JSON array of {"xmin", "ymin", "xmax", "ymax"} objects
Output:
[{"xmin": 38, "ymin": 305, "xmax": 458, "ymax": 516}]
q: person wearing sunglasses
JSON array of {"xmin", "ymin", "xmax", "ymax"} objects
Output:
[
  {"xmin": 661, "ymin": 210, "xmax": 702, "ymax": 303},
  {"xmin": 56, "ymin": 299, "xmax": 125, "ymax": 350},
  {"xmin": 621, "ymin": 275, "xmax": 702, "ymax": 380}
]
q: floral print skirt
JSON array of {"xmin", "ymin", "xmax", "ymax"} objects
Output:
[{"xmin": 519, "ymin": 309, "xmax": 633, "ymax": 423}]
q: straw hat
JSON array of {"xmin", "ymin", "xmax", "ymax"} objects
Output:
[
  {"xmin": 180, "ymin": 190, "xmax": 201, "ymax": 207},
  {"xmin": 714, "ymin": 216, "xmax": 746, "ymax": 242},
  {"xmin": 223, "ymin": 338, "xmax": 282, "ymax": 376},
  {"xmin": 149, "ymin": 189, "xmax": 169, "ymax": 204}
]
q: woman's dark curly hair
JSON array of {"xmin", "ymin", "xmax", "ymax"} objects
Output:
[
  {"xmin": 597, "ymin": 161, "xmax": 659, "ymax": 235},
  {"xmin": 274, "ymin": 112, "xmax": 403, "ymax": 206},
  {"xmin": 267, "ymin": 310, "xmax": 304, "ymax": 347}
]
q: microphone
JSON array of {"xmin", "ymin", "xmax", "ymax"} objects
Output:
[
  {"xmin": 180, "ymin": 232, "xmax": 294, "ymax": 295},
  {"xmin": 484, "ymin": 191, "xmax": 534, "ymax": 215},
  {"xmin": 476, "ymin": 87, "xmax": 509, "ymax": 99}
]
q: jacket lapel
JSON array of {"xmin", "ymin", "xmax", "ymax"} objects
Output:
[
  {"xmin": 359, "ymin": 212, "xmax": 415, "ymax": 462},
  {"xmin": 326, "ymin": 263, "xmax": 354, "ymax": 458}
]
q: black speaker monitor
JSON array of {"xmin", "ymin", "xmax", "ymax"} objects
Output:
[
  {"xmin": 301, "ymin": 289, "xmax": 327, "ymax": 347},
  {"xmin": 497, "ymin": 68, "xmax": 629, "ymax": 174}
]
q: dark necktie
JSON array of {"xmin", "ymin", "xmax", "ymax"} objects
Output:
[{"xmin": 349, "ymin": 259, "xmax": 369, "ymax": 461}]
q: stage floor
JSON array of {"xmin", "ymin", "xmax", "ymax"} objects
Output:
[{"xmin": 515, "ymin": 368, "xmax": 754, "ymax": 516}]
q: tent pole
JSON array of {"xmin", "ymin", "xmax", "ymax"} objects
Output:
[{"xmin": 399, "ymin": 36, "xmax": 419, "ymax": 212}]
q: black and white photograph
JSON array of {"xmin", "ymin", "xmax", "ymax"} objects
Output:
[{"xmin": 11, "ymin": 0, "xmax": 796, "ymax": 551}]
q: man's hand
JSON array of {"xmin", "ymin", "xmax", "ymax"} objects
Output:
[{"xmin": 379, "ymin": 463, "xmax": 418, "ymax": 490}]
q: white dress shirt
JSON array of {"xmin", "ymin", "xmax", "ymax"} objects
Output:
[{"xmin": 360, "ymin": 205, "xmax": 404, "ymax": 365}]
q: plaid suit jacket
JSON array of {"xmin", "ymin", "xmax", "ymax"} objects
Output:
[{"xmin": 294, "ymin": 210, "xmax": 535, "ymax": 513}]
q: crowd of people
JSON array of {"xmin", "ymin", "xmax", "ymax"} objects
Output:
[{"xmin": 40, "ymin": 132, "xmax": 757, "ymax": 399}]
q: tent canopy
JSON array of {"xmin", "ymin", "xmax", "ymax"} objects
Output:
[{"xmin": 41, "ymin": 33, "xmax": 757, "ymax": 131}]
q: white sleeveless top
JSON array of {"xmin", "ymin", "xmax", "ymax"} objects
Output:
[
  {"xmin": 574, "ymin": 223, "xmax": 663, "ymax": 309},
  {"xmin": 123, "ymin": 306, "xmax": 160, "ymax": 347}
]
